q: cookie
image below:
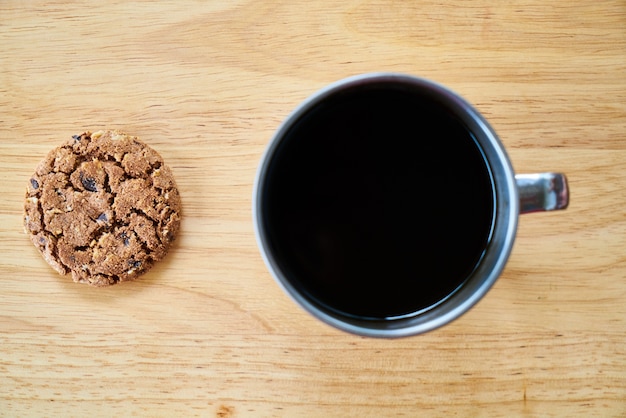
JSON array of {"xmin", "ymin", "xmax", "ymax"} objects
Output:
[{"xmin": 24, "ymin": 130, "xmax": 181, "ymax": 286}]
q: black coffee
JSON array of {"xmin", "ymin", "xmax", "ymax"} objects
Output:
[{"xmin": 261, "ymin": 83, "xmax": 494, "ymax": 319}]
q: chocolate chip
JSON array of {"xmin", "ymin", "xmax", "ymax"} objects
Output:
[
  {"xmin": 120, "ymin": 232, "xmax": 130, "ymax": 246},
  {"xmin": 128, "ymin": 259, "xmax": 141, "ymax": 268},
  {"xmin": 30, "ymin": 178, "xmax": 39, "ymax": 189},
  {"xmin": 81, "ymin": 176, "xmax": 97, "ymax": 192},
  {"xmin": 96, "ymin": 213, "xmax": 108, "ymax": 223}
]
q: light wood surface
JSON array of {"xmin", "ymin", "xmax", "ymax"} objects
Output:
[{"xmin": 1, "ymin": 1, "xmax": 625, "ymax": 416}]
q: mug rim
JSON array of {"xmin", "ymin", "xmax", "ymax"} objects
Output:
[{"xmin": 253, "ymin": 72, "xmax": 519, "ymax": 337}]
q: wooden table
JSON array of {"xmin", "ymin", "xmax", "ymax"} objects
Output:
[{"xmin": 2, "ymin": 1, "xmax": 625, "ymax": 416}]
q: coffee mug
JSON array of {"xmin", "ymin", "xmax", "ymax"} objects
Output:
[{"xmin": 253, "ymin": 73, "xmax": 568, "ymax": 338}]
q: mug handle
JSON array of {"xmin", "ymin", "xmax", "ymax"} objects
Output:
[{"xmin": 516, "ymin": 173, "xmax": 569, "ymax": 214}]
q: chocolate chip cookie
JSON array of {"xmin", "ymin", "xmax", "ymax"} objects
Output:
[{"xmin": 24, "ymin": 131, "xmax": 181, "ymax": 286}]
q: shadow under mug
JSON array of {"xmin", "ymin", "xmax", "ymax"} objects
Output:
[{"xmin": 253, "ymin": 73, "xmax": 569, "ymax": 338}]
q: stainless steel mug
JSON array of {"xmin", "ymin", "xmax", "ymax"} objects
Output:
[{"xmin": 253, "ymin": 73, "xmax": 569, "ymax": 337}]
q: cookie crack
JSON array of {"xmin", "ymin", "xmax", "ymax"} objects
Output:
[
  {"xmin": 53, "ymin": 238, "xmax": 72, "ymax": 273},
  {"xmin": 103, "ymin": 169, "xmax": 113, "ymax": 194},
  {"xmin": 146, "ymin": 161, "xmax": 163, "ymax": 178},
  {"xmin": 130, "ymin": 206, "xmax": 160, "ymax": 225},
  {"xmin": 71, "ymin": 150, "xmax": 90, "ymax": 169},
  {"xmin": 124, "ymin": 207, "xmax": 168, "ymax": 256},
  {"xmin": 87, "ymin": 271, "xmax": 121, "ymax": 286},
  {"xmin": 82, "ymin": 220, "xmax": 108, "ymax": 248},
  {"xmin": 33, "ymin": 193, "xmax": 45, "ymax": 229}
]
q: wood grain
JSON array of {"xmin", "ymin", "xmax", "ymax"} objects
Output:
[{"xmin": 1, "ymin": 1, "xmax": 625, "ymax": 416}]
